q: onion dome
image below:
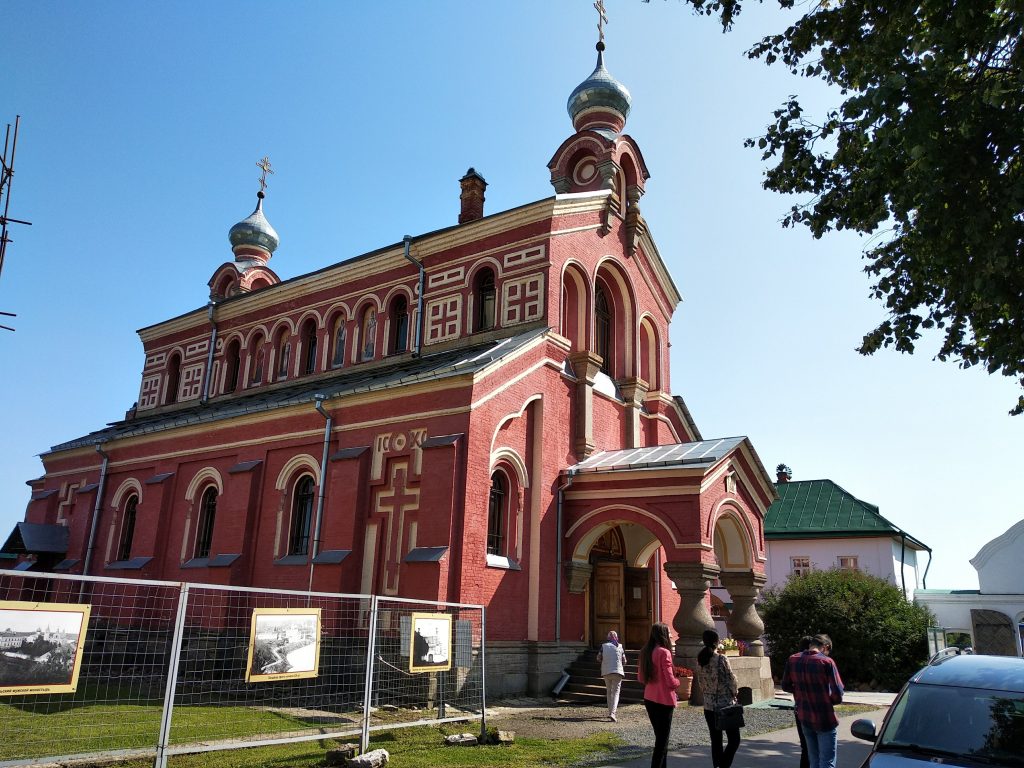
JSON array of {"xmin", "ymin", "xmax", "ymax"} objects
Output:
[
  {"xmin": 228, "ymin": 191, "xmax": 279, "ymax": 258},
  {"xmin": 567, "ymin": 42, "xmax": 631, "ymax": 136}
]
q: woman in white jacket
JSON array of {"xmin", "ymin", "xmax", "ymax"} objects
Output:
[{"xmin": 597, "ymin": 630, "xmax": 627, "ymax": 721}]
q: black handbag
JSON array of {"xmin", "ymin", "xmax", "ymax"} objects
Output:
[
  {"xmin": 713, "ymin": 655, "xmax": 744, "ymax": 730},
  {"xmin": 714, "ymin": 703, "xmax": 745, "ymax": 730}
]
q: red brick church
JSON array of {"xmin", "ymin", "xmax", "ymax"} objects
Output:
[{"xmin": 4, "ymin": 30, "xmax": 777, "ymax": 696}]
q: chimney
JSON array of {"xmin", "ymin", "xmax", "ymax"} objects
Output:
[
  {"xmin": 776, "ymin": 463, "xmax": 792, "ymax": 483},
  {"xmin": 459, "ymin": 168, "xmax": 487, "ymax": 224}
]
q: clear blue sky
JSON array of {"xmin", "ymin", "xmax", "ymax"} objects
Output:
[{"xmin": 2, "ymin": 1, "xmax": 1020, "ymax": 590}]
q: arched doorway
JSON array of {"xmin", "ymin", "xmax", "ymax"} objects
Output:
[{"xmin": 588, "ymin": 523, "xmax": 658, "ymax": 648}]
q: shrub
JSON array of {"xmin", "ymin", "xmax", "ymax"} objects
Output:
[{"xmin": 759, "ymin": 568, "xmax": 935, "ymax": 691}]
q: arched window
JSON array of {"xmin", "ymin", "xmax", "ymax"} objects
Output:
[
  {"xmin": 225, "ymin": 339, "xmax": 241, "ymax": 393},
  {"xmin": 302, "ymin": 320, "xmax": 318, "ymax": 375},
  {"xmin": 361, "ymin": 308, "xmax": 377, "ymax": 361},
  {"xmin": 390, "ymin": 296, "xmax": 409, "ymax": 354},
  {"xmin": 250, "ymin": 334, "xmax": 265, "ymax": 385},
  {"xmin": 166, "ymin": 354, "xmax": 182, "ymax": 404},
  {"xmin": 288, "ymin": 475, "xmax": 315, "ymax": 556},
  {"xmin": 331, "ymin": 316, "xmax": 347, "ymax": 368},
  {"xmin": 276, "ymin": 330, "xmax": 292, "ymax": 380},
  {"xmin": 117, "ymin": 495, "xmax": 138, "ymax": 562},
  {"xmin": 475, "ymin": 269, "xmax": 496, "ymax": 331},
  {"xmin": 486, "ymin": 472, "xmax": 506, "ymax": 556},
  {"xmin": 194, "ymin": 487, "xmax": 217, "ymax": 559},
  {"xmin": 595, "ymin": 284, "xmax": 612, "ymax": 374}
]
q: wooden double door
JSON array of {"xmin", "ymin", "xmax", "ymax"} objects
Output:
[{"xmin": 592, "ymin": 560, "xmax": 651, "ymax": 648}]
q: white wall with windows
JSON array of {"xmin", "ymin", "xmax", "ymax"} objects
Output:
[{"xmin": 765, "ymin": 536, "xmax": 923, "ymax": 597}]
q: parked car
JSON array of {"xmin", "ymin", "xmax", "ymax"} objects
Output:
[{"xmin": 851, "ymin": 651, "xmax": 1024, "ymax": 767}]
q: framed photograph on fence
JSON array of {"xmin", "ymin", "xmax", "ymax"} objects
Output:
[
  {"xmin": 409, "ymin": 612, "xmax": 452, "ymax": 673},
  {"xmin": 245, "ymin": 607, "xmax": 321, "ymax": 683},
  {"xmin": 0, "ymin": 600, "xmax": 91, "ymax": 696}
]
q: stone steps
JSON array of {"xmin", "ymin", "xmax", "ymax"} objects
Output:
[{"xmin": 555, "ymin": 648, "xmax": 646, "ymax": 706}]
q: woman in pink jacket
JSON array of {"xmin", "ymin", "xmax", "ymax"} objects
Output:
[{"xmin": 637, "ymin": 622, "xmax": 680, "ymax": 768}]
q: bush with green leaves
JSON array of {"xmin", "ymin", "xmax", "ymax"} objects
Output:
[{"xmin": 759, "ymin": 568, "xmax": 935, "ymax": 692}]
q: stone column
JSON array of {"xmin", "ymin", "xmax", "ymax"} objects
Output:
[
  {"xmin": 618, "ymin": 378, "xmax": 648, "ymax": 449},
  {"xmin": 663, "ymin": 561, "xmax": 720, "ymax": 661},
  {"xmin": 720, "ymin": 571, "xmax": 767, "ymax": 657},
  {"xmin": 563, "ymin": 560, "xmax": 593, "ymax": 594},
  {"xmin": 567, "ymin": 351, "xmax": 603, "ymax": 460}
]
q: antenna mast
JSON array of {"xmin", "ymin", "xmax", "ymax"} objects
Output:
[{"xmin": 0, "ymin": 114, "xmax": 31, "ymax": 331}]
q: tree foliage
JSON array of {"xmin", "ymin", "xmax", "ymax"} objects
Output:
[
  {"xmin": 759, "ymin": 568, "xmax": 934, "ymax": 691},
  {"xmin": 651, "ymin": 0, "xmax": 1024, "ymax": 413}
]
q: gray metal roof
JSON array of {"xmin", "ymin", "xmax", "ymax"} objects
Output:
[
  {"xmin": 570, "ymin": 437, "xmax": 748, "ymax": 474},
  {"xmin": 1, "ymin": 522, "xmax": 70, "ymax": 555},
  {"xmin": 47, "ymin": 327, "xmax": 547, "ymax": 454}
]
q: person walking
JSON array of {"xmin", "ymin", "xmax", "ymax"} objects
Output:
[
  {"xmin": 696, "ymin": 630, "xmax": 741, "ymax": 768},
  {"xmin": 637, "ymin": 622, "xmax": 680, "ymax": 768},
  {"xmin": 597, "ymin": 630, "xmax": 627, "ymax": 721},
  {"xmin": 782, "ymin": 633, "xmax": 844, "ymax": 768},
  {"xmin": 793, "ymin": 635, "xmax": 813, "ymax": 768}
]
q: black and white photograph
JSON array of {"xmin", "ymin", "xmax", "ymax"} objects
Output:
[
  {"xmin": 0, "ymin": 601, "xmax": 91, "ymax": 696},
  {"xmin": 245, "ymin": 607, "xmax": 321, "ymax": 682},
  {"xmin": 409, "ymin": 612, "xmax": 452, "ymax": 673}
]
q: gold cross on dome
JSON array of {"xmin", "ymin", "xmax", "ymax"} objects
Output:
[
  {"xmin": 256, "ymin": 156, "xmax": 274, "ymax": 193},
  {"xmin": 594, "ymin": 0, "xmax": 608, "ymax": 43}
]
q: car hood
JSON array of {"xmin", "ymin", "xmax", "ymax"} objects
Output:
[{"xmin": 865, "ymin": 750, "xmax": 998, "ymax": 768}]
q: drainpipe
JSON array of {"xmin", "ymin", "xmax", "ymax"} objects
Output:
[
  {"xmin": 401, "ymin": 235, "xmax": 424, "ymax": 357},
  {"xmin": 83, "ymin": 443, "xmax": 110, "ymax": 576},
  {"xmin": 899, "ymin": 532, "xmax": 907, "ymax": 598},
  {"xmin": 200, "ymin": 302, "xmax": 218, "ymax": 404},
  {"xmin": 308, "ymin": 394, "xmax": 332, "ymax": 593},
  {"xmin": 555, "ymin": 469, "xmax": 577, "ymax": 642},
  {"xmin": 921, "ymin": 547, "xmax": 933, "ymax": 590}
]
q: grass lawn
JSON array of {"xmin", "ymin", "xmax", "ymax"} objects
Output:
[
  {"xmin": 109, "ymin": 727, "xmax": 622, "ymax": 768},
  {"xmin": 0, "ymin": 702, "xmax": 349, "ymax": 760}
]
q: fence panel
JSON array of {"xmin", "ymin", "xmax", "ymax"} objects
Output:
[
  {"xmin": 0, "ymin": 571, "xmax": 181, "ymax": 765},
  {"xmin": 0, "ymin": 570, "xmax": 485, "ymax": 768}
]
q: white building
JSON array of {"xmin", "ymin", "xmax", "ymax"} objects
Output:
[{"xmin": 916, "ymin": 519, "xmax": 1024, "ymax": 657}]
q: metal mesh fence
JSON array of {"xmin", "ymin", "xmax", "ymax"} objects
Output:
[{"xmin": 0, "ymin": 570, "xmax": 485, "ymax": 768}]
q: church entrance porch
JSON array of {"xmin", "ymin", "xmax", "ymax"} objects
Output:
[{"xmin": 560, "ymin": 439, "xmax": 779, "ymax": 701}]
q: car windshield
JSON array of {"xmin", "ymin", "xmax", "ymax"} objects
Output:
[{"xmin": 879, "ymin": 683, "xmax": 1024, "ymax": 765}]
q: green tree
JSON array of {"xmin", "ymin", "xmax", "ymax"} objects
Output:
[
  {"xmin": 649, "ymin": 1, "xmax": 1024, "ymax": 413},
  {"xmin": 759, "ymin": 568, "xmax": 934, "ymax": 691}
]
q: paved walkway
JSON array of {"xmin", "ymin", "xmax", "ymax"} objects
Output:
[{"xmin": 597, "ymin": 693, "xmax": 896, "ymax": 768}]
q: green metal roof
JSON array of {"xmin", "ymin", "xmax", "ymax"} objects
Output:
[{"xmin": 765, "ymin": 479, "xmax": 929, "ymax": 550}]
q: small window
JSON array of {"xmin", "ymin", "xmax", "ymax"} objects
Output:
[
  {"xmin": 390, "ymin": 296, "xmax": 409, "ymax": 354},
  {"xmin": 277, "ymin": 330, "xmax": 291, "ymax": 380},
  {"xmin": 225, "ymin": 340, "xmax": 241, "ymax": 393},
  {"xmin": 302, "ymin": 321, "xmax": 318, "ymax": 375},
  {"xmin": 194, "ymin": 487, "xmax": 218, "ymax": 559},
  {"xmin": 595, "ymin": 285, "xmax": 611, "ymax": 375},
  {"xmin": 791, "ymin": 556, "xmax": 811, "ymax": 577},
  {"xmin": 838, "ymin": 555, "xmax": 859, "ymax": 571},
  {"xmin": 250, "ymin": 334, "xmax": 265, "ymax": 385},
  {"xmin": 331, "ymin": 317, "xmax": 347, "ymax": 368},
  {"xmin": 117, "ymin": 495, "xmax": 138, "ymax": 562},
  {"xmin": 475, "ymin": 269, "xmax": 496, "ymax": 331},
  {"xmin": 288, "ymin": 476, "xmax": 315, "ymax": 557},
  {"xmin": 361, "ymin": 308, "xmax": 377, "ymax": 361},
  {"xmin": 486, "ymin": 472, "xmax": 506, "ymax": 556},
  {"xmin": 166, "ymin": 354, "xmax": 182, "ymax": 404}
]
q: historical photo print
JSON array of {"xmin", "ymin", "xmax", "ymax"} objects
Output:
[
  {"xmin": 0, "ymin": 601, "xmax": 92, "ymax": 696},
  {"xmin": 245, "ymin": 607, "xmax": 321, "ymax": 682},
  {"xmin": 409, "ymin": 612, "xmax": 452, "ymax": 673}
]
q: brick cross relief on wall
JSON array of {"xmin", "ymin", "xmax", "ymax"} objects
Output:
[{"xmin": 374, "ymin": 461, "xmax": 421, "ymax": 595}]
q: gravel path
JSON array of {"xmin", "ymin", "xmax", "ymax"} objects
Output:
[{"xmin": 487, "ymin": 699, "xmax": 800, "ymax": 755}]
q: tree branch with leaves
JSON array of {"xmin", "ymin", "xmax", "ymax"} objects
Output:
[{"xmin": 650, "ymin": 0, "xmax": 1024, "ymax": 413}]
